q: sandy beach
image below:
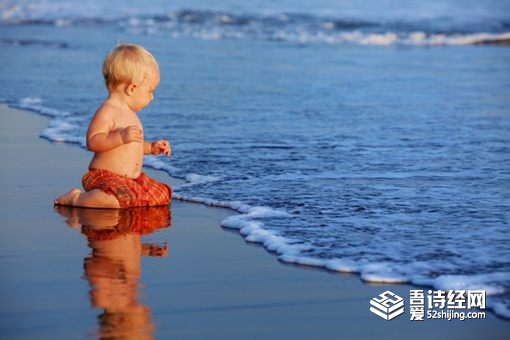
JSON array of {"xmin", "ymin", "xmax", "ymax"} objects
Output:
[{"xmin": 0, "ymin": 104, "xmax": 508, "ymax": 339}]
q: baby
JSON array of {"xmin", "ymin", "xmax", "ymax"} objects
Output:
[{"xmin": 55, "ymin": 43, "xmax": 172, "ymax": 209}]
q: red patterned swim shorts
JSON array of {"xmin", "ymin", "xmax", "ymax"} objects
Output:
[{"xmin": 82, "ymin": 168, "xmax": 172, "ymax": 208}]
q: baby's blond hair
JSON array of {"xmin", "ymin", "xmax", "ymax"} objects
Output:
[{"xmin": 102, "ymin": 43, "xmax": 158, "ymax": 92}]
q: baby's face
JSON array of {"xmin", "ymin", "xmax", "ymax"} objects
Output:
[{"xmin": 131, "ymin": 63, "xmax": 160, "ymax": 112}]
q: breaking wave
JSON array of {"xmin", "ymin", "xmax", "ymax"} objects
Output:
[{"xmin": 1, "ymin": 5, "xmax": 509, "ymax": 46}]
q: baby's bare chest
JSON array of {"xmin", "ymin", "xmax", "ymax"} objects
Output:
[{"xmin": 112, "ymin": 114, "xmax": 143, "ymax": 133}]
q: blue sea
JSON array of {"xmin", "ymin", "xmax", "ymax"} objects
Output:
[{"xmin": 1, "ymin": 0, "xmax": 510, "ymax": 319}]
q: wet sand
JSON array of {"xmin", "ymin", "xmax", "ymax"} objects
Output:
[{"xmin": 0, "ymin": 104, "xmax": 508, "ymax": 339}]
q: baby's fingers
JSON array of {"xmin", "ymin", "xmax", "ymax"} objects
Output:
[
  {"xmin": 155, "ymin": 140, "xmax": 171, "ymax": 156},
  {"xmin": 122, "ymin": 126, "xmax": 143, "ymax": 143},
  {"xmin": 164, "ymin": 145, "xmax": 171, "ymax": 156},
  {"xmin": 162, "ymin": 141, "xmax": 171, "ymax": 156}
]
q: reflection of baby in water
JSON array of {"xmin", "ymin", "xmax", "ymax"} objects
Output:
[{"xmin": 56, "ymin": 206, "xmax": 171, "ymax": 340}]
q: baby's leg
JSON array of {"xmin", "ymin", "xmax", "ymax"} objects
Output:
[{"xmin": 54, "ymin": 188, "xmax": 120, "ymax": 209}]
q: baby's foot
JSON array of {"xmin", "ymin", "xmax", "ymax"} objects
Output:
[{"xmin": 54, "ymin": 188, "xmax": 81, "ymax": 206}]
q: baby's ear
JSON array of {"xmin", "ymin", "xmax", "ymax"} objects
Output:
[{"xmin": 126, "ymin": 83, "xmax": 137, "ymax": 96}]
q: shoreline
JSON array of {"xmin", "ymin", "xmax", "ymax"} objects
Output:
[{"xmin": 0, "ymin": 104, "xmax": 508, "ymax": 339}]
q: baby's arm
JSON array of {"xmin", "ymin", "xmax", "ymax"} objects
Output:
[
  {"xmin": 87, "ymin": 110, "xmax": 143, "ymax": 152},
  {"xmin": 144, "ymin": 139, "xmax": 171, "ymax": 156}
]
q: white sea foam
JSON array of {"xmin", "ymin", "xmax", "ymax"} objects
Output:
[
  {"xmin": 360, "ymin": 263, "xmax": 409, "ymax": 283},
  {"xmin": 168, "ymin": 161, "xmax": 510, "ymax": 319},
  {"xmin": 163, "ymin": 27, "xmax": 510, "ymax": 47},
  {"xmin": 222, "ymin": 214, "xmax": 291, "ymax": 254},
  {"xmin": 39, "ymin": 118, "xmax": 85, "ymax": 145},
  {"xmin": 2, "ymin": 4, "xmax": 509, "ymax": 47},
  {"xmin": 324, "ymin": 259, "xmax": 361, "ymax": 273},
  {"xmin": 278, "ymin": 255, "xmax": 328, "ymax": 267},
  {"xmin": 14, "ymin": 97, "xmax": 70, "ymax": 117},
  {"xmin": 217, "ymin": 204, "xmax": 305, "ymax": 257},
  {"xmin": 413, "ymin": 32, "xmax": 510, "ymax": 46},
  {"xmin": 430, "ymin": 272, "xmax": 510, "ymax": 296},
  {"xmin": 181, "ymin": 189, "xmax": 510, "ymax": 316},
  {"xmin": 143, "ymin": 156, "xmax": 181, "ymax": 177},
  {"xmin": 185, "ymin": 173, "xmax": 221, "ymax": 184},
  {"xmin": 10, "ymin": 97, "xmax": 86, "ymax": 145},
  {"xmin": 177, "ymin": 172, "xmax": 508, "ymax": 317}
]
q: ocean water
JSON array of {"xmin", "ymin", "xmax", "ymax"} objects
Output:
[{"xmin": 1, "ymin": 0, "xmax": 510, "ymax": 319}]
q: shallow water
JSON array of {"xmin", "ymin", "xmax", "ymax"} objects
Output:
[{"xmin": 1, "ymin": 0, "xmax": 510, "ymax": 318}]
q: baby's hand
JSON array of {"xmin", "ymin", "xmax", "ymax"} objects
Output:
[
  {"xmin": 120, "ymin": 126, "xmax": 143, "ymax": 144},
  {"xmin": 152, "ymin": 139, "xmax": 171, "ymax": 156}
]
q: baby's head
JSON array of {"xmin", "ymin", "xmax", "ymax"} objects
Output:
[{"xmin": 102, "ymin": 43, "xmax": 158, "ymax": 92}]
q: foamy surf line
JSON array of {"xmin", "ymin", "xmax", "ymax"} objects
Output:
[
  {"xmin": 171, "ymin": 185, "xmax": 510, "ymax": 320},
  {"xmin": 4, "ymin": 97, "xmax": 510, "ymax": 320},
  {"xmin": 163, "ymin": 166, "xmax": 510, "ymax": 321},
  {"xmin": 149, "ymin": 156, "xmax": 510, "ymax": 321}
]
